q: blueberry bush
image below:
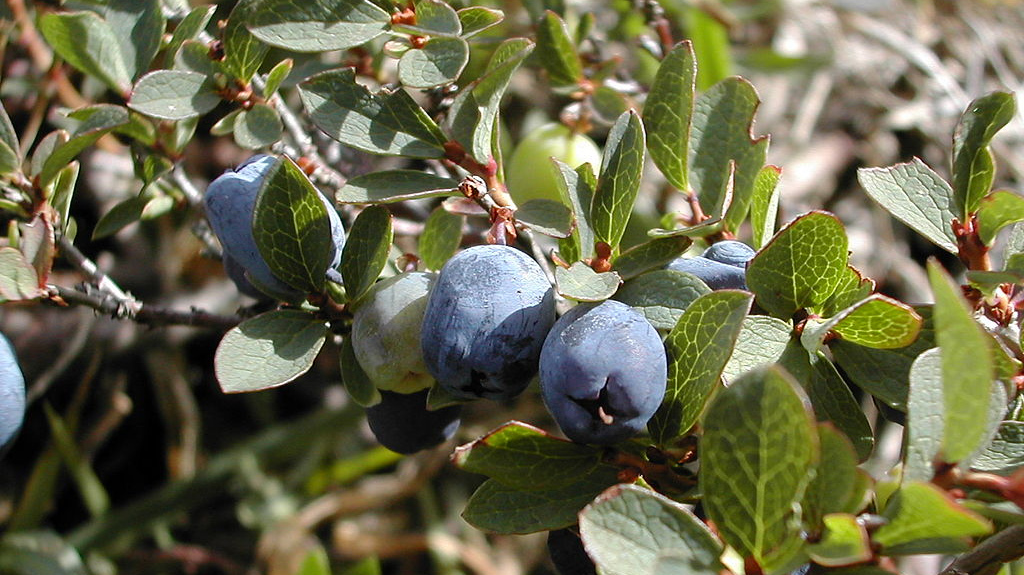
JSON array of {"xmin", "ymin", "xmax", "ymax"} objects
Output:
[{"xmin": 1, "ymin": 1, "xmax": 1024, "ymax": 574}]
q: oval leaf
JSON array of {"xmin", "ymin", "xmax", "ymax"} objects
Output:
[
  {"xmin": 579, "ymin": 484, "xmax": 723, "ymax": 575},
  {"xmin": 649, "ymin": 290, "xmax": 752, "ymax": 443},
  {"xmin": 555, "ymin": 262, "xmax": 621, "ymax": 302},
  {"xmin": 591, "ymin": 110, "xmax": 645, "ymax": 251},
  {"xmin": 128, "ymin": 70, "xmax": 221, "ymax": 120},
  {"xmin": 746, "ymin": 211, "xmax": 848, "ymax": 318},
  {"xmin": 700, "ymin": 365, "xmax": 817, "ymax": 566},
  {"xmin": 215, "ymin": 310, "xmax": 328, "ymax": 393},
  {"xmin": 246, "ymin": 0, "xmax": 390, "ymax": 52},
  {"xmin": 253, "ymin": 156, "xmax": 336, "ymax": 293},
  {"xmin": 338, "ymin": 170, "xmax": 460, "ymax": 203},
  {"xmin": 419, "ymin": 205, "xmax": 464, "ymax": 271},
  {"xmin": 300, "ymin": 68, "xmax": 449, "ymax": 158},
  {"xmin": 341, "ymin": 205, "xmax": 394, "ymax": 303},
  {"xmin": 643, "ymin": 41, "xmax": 696, "ymax": 192},
  {"xmin": 612, "ymin": 269, "xmax": 711, "ymax": 330},
  {"xmin": 515, "ymin": 199, "xmax": 574, "ymax": 238}
]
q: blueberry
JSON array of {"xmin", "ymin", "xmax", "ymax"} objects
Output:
[
  {"xmin": 540, "ymin": 300, "xmax": 667, "ymax": 445},
  {"xmin": 420, "ymin": 245, "xmax": 556, "ymax": 401},
  {"xmin": 204, "ymin": 154, "xmax": 346, "ymax": 300},
  {"xmin": 665, "ymin": 256, "xmax": 747, "ymax": 290},
  {"xmin": 702, "ymin": 240, "xmax": 756, "ymax": 268},
  {"xmin": 365, "ymin": 389, "xmax": 461, "ymax": 454},
  {"xmin": 547, "ymin": 528, "xmax": 597, "ymax": 575},
  {"xmin": 352, "ymin": 272, "xmax": 436, "ymax": 393},
  {"xmin": 0, "ymin": 332, "xmax": 25, "ymax": 456}
]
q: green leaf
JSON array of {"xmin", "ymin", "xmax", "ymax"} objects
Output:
[
  {"xmin": 0, "ymin": 98, "xmax": 20, "ymax": 154},
  {"xmin": 456, "ymin": 6, "xmax": 503, "ymax": 37},
  {"xmin": 0, "ymin": 139, "xmax": 19, "ymax": 176},
  {"xmin": 972, "ymin": 421, "xmax": 1024, "ymax": 475},
  {"xmin": 418, "ymin": 205, "xmax": 464, "ymax": 271},
  {"xmin": 591, "ymin": 110, "xmax": 645, "ymax": 250},
  {"xmin": 749, "ymin": 165, "xmax": 781, "ymax": 249},
  {"xmin": 977, "ymin": 189, "xmax": 1024, "ymax": 245},
  {"xmin": 338, "ymin": 170, "xmax": 460, "ymax": 203},
  {"xmin": 222, "ymin": 0, "xmax": 268, "ymax": 81},
  {"xmin": 554, "ymin": 159, "xmax": 596, "ymax": 261},
  {"xmin": 253, "ymin": 156, "xmax": 336, "ymax": 293},
  {"xmin": 689, "ymin": 77, "xmax": 768, "ymax": 231},
  {"xmin": 92, "ymin": 194, "xmax": 172, "ymax": 239},
  {"xmin": 554, "ymin": 262, "xmax": 621, "ymax": 302},
  {"xmin": 612, "ymin": 269, "xmax": 710, "ymax": 330},
  {"xmin": 128, "ymin": 70, "xmax": 221, "ymax": 121},
  {"xmin": 535, "ymin": 11, "xmax": 583, "ymax": 87},
  {"xmin": 446, "ymin": 37, "xmax": 534, "ymax": 163},
  {"xmin": 341, "ymin": 205, "xmax": 393, "ymax": 303},
  {"xmin": 873, "ymin": 481, "xmax": 991, "ymax": 554},
  {"xmin": 38, "ymin": 11, "xmax": 132, "ymax": 94},
  {"xmin": 579, "ymin": 484, "xmax": 723, "ymax": 575},
  {"xmin": 643, "ymin": 41, "xmax": 696, "ymax": 192},
  {"xmin": 452, "ymin": 421, "xmax": 615, "ymax": 491},
  {"xmin": 43, "ymin": 404, "xmax": 110, "ymax": 519},
  {"xmin": 611, "ymin": 236, "xmax": 693, "ymax": 280},
  {"xmin": 815, "ymin": 264, "xmax": 875, "ymax": 319},
  {"xmin": 105, "ymin": 0, "xmax": 165, "ymax": 81},
  {"xmin": 0, "ymin": 531, "xmax": 90, "ymax": 575},
  {"xmin": 48, "ymin": 162, "xmax": 80, "ymax": 234},
  {"xmin": 246, "ymin": 0, "xmax": 389, "ymax": 52},
  {"xmin": 779, "ymin": 347, "xmax": 874, "ymax": 462},
  {"xmin": 297, "ymin": 547, "xmax": 331, "ymax": 575},
  {"xmin": 233, "ymin": 103, "xmax": 283, "ymax": 149},
  {"xmin": 40, "ymin": 105, "xmax": 129, "ymax": 187},
  {"xmin": 746, "ymin": 211, "xmax": 848, "ymax": 318},
  {"xmin": 339, "ymin": 335, "xmax": 381, "ymax": 407},
  {"xmin": 650, "ymin": 291, "xmax": 752, "ymax": 443},
  {"xmin": 951, "ymin": 91, "xmax": 1016, "ymax": 218},
  {"xmin": 515, "ymin": 199, "xmax": 573, "ymax": 238},
  {"xmin": 0, "ymin": 248, "xmax": 42, "ymax": 303},
  {"xmin": 928, "ymin": 260, "xmax": 996, "ymax": 462},
  {"xmin": 392, "ymin": 0, "xmax": 461, "ymax": 36},
  {"xmin": 700, "ymin": 365, "xmax": 817, "ymax": 566},
  {"xmin": 721, "ymin": 315, "xmax": 791, "ymax": 383},
  {"xmin": 830, "ymin": 306, "xmax": 933, "ymax": 411},
  {"xmin": 904, "ymin": 348, "xmax": 945, "ymax": 482},
  {"xmin": 165, "ymin": 5, "xmax": 216, "ymax": 63},
  {"xmin": 214, "ymin": 310, "xmax": 328, "ymax": 393},
  {"xmin": 175, "ymin": 38, "xmax": 222, "ymax": 75},
  {"xmin": 29, "ymin": 131, "xmax": 66, "ymax": 180},
  {"xmin": 806, "ymin": 514, "xmax": 872, "ymax": 567},
  {"xmin": 300, "ymin": 68, "xmax": 448, "ymax": 158},
  {"xmin": 904, "ymin": 347, "xmax": 1007, "ymax": 481},
  {"xmin": 803, "ymin": 424, "xmax": 861, "ymax": 528},
  {"xmin": 263, "ymin": 58, "xmax": 293, "ymax": 99},
  {"xmin": 823, "ymin": 295, "xmax": 923, "ymax": 350},
  {"xmin": 341, "ymin": 557, "xmax": 381, "ymax": 575},
  {"xmin": 857, "ymin": 158, "xmax": 958, "ymax": 253},
  {"xmin": 462, "ymin": 469, "xmax": 616, "ymax": 534},
  {"xmin": 398, "ymin": 37, "xmax": 470, "ymax": 88}
]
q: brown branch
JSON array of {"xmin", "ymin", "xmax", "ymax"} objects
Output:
[
  {"xmin": 939, "ymin": 525, "xmax": 1024, "ymax": 575},
  {"xmin": 47, "ymin": 284, "xmax": 241, "ymax": 330}
]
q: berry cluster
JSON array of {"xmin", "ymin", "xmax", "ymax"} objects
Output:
[{"xmin": 204, "ymin": 157, "xmax": 757, "ymax": 453}]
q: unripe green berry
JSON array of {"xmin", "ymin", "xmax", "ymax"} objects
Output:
[{"xmin": 505, "ymin": 123, "xmax": 602, "ymax": 205}]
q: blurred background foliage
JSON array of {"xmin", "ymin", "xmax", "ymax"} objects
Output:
[{"xmin": 0, "ymin": 0, "xmax": 1022, "ymax": 574}]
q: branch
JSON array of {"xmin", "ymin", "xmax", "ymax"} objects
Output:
[
  {"xmin": 939, "ymin": 525, "xmax": 1024, "ymax": 575},
  {"xmin": 47, "ymin": 284, "xmax": 242, "ymax": 330}
]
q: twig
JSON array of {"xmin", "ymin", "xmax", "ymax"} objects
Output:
[
  {"xmin": 939, "ymin": 525, "xmax": 1024, "ymax": 575},
  {"xmin": 58, "ymin": 234, "xmax": 132, "ymax": 302},
  {"xmin": 48, "ymin": 284, "xmax": 242, "ymax": 330}
]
